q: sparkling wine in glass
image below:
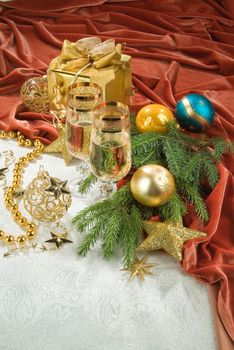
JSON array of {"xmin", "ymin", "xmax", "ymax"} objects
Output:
[
  {"xmin": 90, "ymin": 101, "xmax": 131, "ymax": 183},
  {"xmin": 66, "ymin": 82, "xmax": 103, "ymax": 161}
]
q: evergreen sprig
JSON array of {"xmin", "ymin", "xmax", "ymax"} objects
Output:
[
  {"xmin": 73, "ymin": 184, "xmax": 145, "ymax": 267},
  {"xmin": 73, "ymin": 120, "xmax": 233, "ymax": 266}
]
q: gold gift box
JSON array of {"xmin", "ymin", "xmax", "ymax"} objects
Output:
[{"xmin": 47, "ymin": 38, "xmax": 132, "ymax": 118}]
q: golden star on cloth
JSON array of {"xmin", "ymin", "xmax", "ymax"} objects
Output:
[
  {"xmin": 0, "ymin": 167, "xmax": 8, "ymax": 180},
  {"xmin": 121, "ymin": 256, "xmax": 156, "ymax": 282},
  {"xmin": 44, "ymin": 126, "xmax": 73, "ymax": 165},
  {"xmin": 137, "ymin": 218, "xmax": 207, "ymax": 262},
  {"xmin": 45, "ymin": 177, "xmax": 70, "ymax": 199},
  {"xmin": 45, "ymin": 232, "xmax": 73, "ymax": 249}
]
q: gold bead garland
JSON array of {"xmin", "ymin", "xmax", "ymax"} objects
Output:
[{"xmin": 0, "ymin": 130, "xmax": 44, "ymax": 246}]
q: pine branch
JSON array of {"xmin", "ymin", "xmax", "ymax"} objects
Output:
[
  {"xmin": 158, "ymin": 192, "xmax": 187, "ymax": 221},
  {"xmin": 77, "ymin": 221, "xmax": 104, "ymax": 257},
  {"xmin": 200, "ymin": 152, "xmax": 219, "ymax": 188},
  {"xmin": 178, "ymin": 181, "xmax": 209, "ymax": 221},
  {"xmin": 78, "ymin": 172, "xmax": 97, "ymax": 194},
  {"xmin": 120, "ymin": 210, "xmax": 138, "ymax": 267},
  {"xmin": 102, "ymin": 212, "xmax": 121, "ymax": 259}
]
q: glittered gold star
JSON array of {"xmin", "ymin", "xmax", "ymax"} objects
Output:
[
  {"xmin": 121, "ymin": 256, "xmax": 156, "ymax": 282},
  {"xmin": 13, "ymin": 190, "xmax": 24, "ymax": 198},
  {"xmin": 3, "ymin": 251, "xmax": 11, "ymax": 257},
  {"xmin": 137, "ymin": 218, "xmax": 207, "ymax": 262},
  {"xmin": 45, "ymin": 232, "xmax": 73, "ymax": 249},
  {"xmin": 45, "ymin": 177, "xmax": 70, "ymax": 199},
  {"xmin": 44, "ymin": 126, "xmax": 73, "ymax": 165},
  {"xmin": 0, "ymin": 167, "xmax": 8, "ymax": 180}
]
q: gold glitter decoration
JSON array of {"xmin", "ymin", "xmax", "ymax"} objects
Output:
[
  {"xmin": 20, "ymin": 76, "xmax": 49, "ymax": 113},
  {"xmin": 121, "ymin": 256, "xmax": 156, "ymax": 282},
  {"xmin": 45, "ymin": 231, "xmax": 73, "ymax": 249},
  {"xmin": 44, "ymin": 126, "xmax": 73, "ymax": 165},
  {"xmin": 23, "ymin": 167, "xmax": 72, "ymax": 222},
  {"xmin": 45, "ymin": 177, "xmax": 70, "ymax": 199},
  {"xmin": 3, "ymin": 243, "xmax": 57, "ymax": 257},
  {"xmin": 0, "ymin": 167, "xmax": 8, "ymax": 180},
  {"xmin": 138, "ymin": 218, "xmax": 207, "ymax": 261},
  {"xmin": 0, "ymin": 131, "xmax": 44, "ymax": 247},
  {"xmin": 130, "ymin": 165, "xmax": 175, "ymax": 207}
]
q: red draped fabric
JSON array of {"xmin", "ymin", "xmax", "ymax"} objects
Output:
[{"xmin": 0, "ymin": 0, "xmax": 233, "ymax": 344}]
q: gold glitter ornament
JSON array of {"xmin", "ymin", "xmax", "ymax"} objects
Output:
[
  {"xmin": 44, "ymin": 125, "xmax": 73, "ymax": 165},
  {"xmin": 45, "ymin": 231, "xmax": 73, "ymax": 249},
  {"xmin": 130, "ymin": 165, "xmax": 175, "ymax": 207},
  {"xmin": 20, "ymin": 76, "xmax": 49, "ymax": 113},
  {"xmin": 23, "ymin": 166, "xmax": 72, "ymax": 222},
  {"xmin": 121, "ymin": 256, "xmax": 156, "ymax": 281},
  {"xmin": 138, "ymin": 218, "xmax": 207, "ymax": 261}
]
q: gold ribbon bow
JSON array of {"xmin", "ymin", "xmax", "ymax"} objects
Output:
[{"xmin": 51, "ymin": 37, "xmax": 123, "ymax": 72}]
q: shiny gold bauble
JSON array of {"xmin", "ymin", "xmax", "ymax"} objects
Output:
[
  {"xmin": 136, "ymin": 104, "xmax": 175, "ymax": 133},
  {"xmin": 0, "ymin": 231, "xmax": 5, "ymax": 239},
  {"xmin": 130, "ymin": 165, "xmax": 175, "ymax": 207}
]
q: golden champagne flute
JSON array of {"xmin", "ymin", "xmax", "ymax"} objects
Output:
[{"xmin": 90, "ymin": 101, "xmax": 132, "ymax": 183}]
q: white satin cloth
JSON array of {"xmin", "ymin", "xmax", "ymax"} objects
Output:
[{"xmin": 0, "ymin": 138, "xmax": 216, "ymax": 350}]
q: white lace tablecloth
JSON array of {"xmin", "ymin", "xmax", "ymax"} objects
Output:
[{"xmin": 0, "ymin": 138, "xmax": 216, "ymax": 350}]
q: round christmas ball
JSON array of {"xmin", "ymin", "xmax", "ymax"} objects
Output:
[
  {"xmin": 20, "ymin": 76, "xmax": 49, "ymax": 113},
  {"xmin": 136, "ymin": 104, "xmax": 175, "ymax": 133},
  {"xmin": 130, "ymin": 165, "xmax": 175, "ymax": 207},
  {"xmin": 175, "ymin": 93, "xmax": 215, "ymax": 133}
]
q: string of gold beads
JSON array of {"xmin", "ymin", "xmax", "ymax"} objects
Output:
[{"xmin": 0, "ymin": 130, "xmax": 44, "ymax": 245}]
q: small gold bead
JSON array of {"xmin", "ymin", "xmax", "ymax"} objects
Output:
[
  {"xmin": 5, "ymin": 199, "xmax": 12, "ymax": 207},
  {"xmin": 13, "ymin": 170, "xmax": 21, "ymax": 177},
  {"xmin": 26, "ymin": 153, "xmax": 34, "ymax": 161},
  {"xmin": 11, "ymin": 204, "xmax": 18, "ymax": 211},
  {"xmin": 0, "ymin": 131, "xmax": 7, "ymax": 139},
  {"xmin": 19, "ymin": 156, "xmax": 27, "ymax": 163},
  {"xmin": 0, "ymin": 230, "xmax": 5, "ymax": 239},
  {"xmin": 5, "ymin": 235, "xmax": 15, "ymax": 244},
  {"xmin": 15, "ymin": 162, "xmax": 23, "ymax": 169},
  {"xmin": 13, "ymin": 175, "xmax": 21, "ymax": 182},
  {"xmin": 27, "ymin": 223, "xmax": 35, "ymax": 230},
  {"xmin": 16, "ymin": 131, "xmax": 22, "ymax": 137},
  {"xmin": 18, "ymin": 217, "xmax": 28, "ymax": 227},
  {"xmin": 18, "ymin": 139, "xmax": 25, "ymax": 146},
  {"xmin": 4, "ymin": 193, "xmax": 12, "ymax": 200},
  {"xmin": 13, "ymin": 211, "xmax": 21, "ymax": 220},
  {"xmin": 12, "ymin": 180, "xmax": 20, "ymax": 188},
  {"xmin": 27, "ymin": 231, "xmax": 35, "ymax": 239},
  {"xmin": 24, "ymin": 139, "xmax": 32, "ymax": 147},
  {"xmin": 6, "ymin": 186, "xmax": 14, "ymax": 193},
  {"xmin": 8, "ymin": 131, "xmax": 16, "ymax": 138},
  {"xmin": 32, "ymin": 149, "xmax": 40, "ymax": 157},
  {"xmin": 34, "ymin": 139, "xmax": 41, "ymax": 147},
  {"xmin": 17, "ymin": 235, "xmax": 27, "ymax": 244},
  {"xmin": 37, "ymin": 144, "xmax": 44, "ymax": 152},
  {"xmin": 27, "ymin": 222, "xmax": 36, "ymax": 231}
]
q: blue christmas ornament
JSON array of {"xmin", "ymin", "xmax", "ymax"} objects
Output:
[{"xmin": 175, "ymin": 94, "xmax": 215, "ymax": 133}]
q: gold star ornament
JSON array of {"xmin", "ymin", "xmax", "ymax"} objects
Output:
[
  {"xmin": 44, "ymin": 126, "xmax": 73, "ymax": 165},
  {"xmin": 45, "ymin": 231, "xmax": 73, "ymax": 249},
  {"xmin": 121, "ymin": 256, "xmax": 156, "ymax": 282},
  {"xmin": 45, "ymin": 177, "xmax": 70, "ymax": 199},
  {"xmin": 0, "ymin": 167, "xmax": 8, "ymax": 180},
  {"xmin": 138, "ymin": 218, "xmax": 207, "ymax": 262}
]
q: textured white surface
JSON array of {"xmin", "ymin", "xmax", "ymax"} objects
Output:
[{"xmin": 0, "ymin": 138, "xmax": 216, "ymax": 350}]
